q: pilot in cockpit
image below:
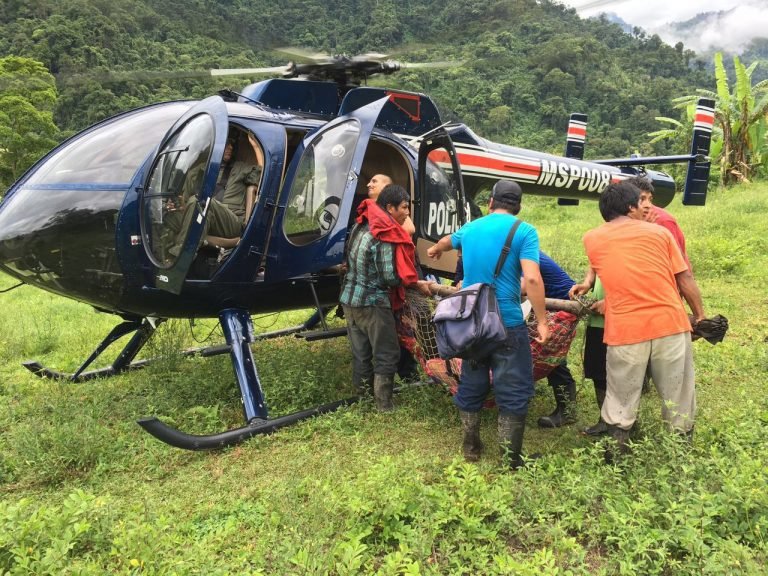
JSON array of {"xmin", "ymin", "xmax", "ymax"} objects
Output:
[{"xmin": 167, "ymin": 131, "xmax": 262, "ymax": 257}]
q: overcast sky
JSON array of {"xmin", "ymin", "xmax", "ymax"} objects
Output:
[{"xmin": 562, "ymin": 0, "xmax": 768, "ymax": 53}]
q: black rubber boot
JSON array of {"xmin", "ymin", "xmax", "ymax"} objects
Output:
[
  {"xmin": 604, "ymin": 424, "xmax": 631, "ymax": 464},
  {"xmin": 353, "ymin": 374, "xmax": 373, "ymax": 398},
  {"xmin": 583, "ymin": 384, "xmax": 608, "ymax": 436},
  {"xmin": 397, "ymin": 347, "xmax": 419, "ymax": 382},
  {"xmin": 498, "ymin": 412, "xmax": 533, "ymax": 470},
  {"xmin": 676, "ymin": 425, "xmax": 694, "ymax": 445},
  {"xmin": 538, "ymin": 370, "xmax": 577, "ymax": 428},
  {"xmin": 459, "ymin": 411, "xmax": 483, "ymax": 462},
  {"xmin": 373, "ymin": 373, "xmax": 395, "ymax": 412}
]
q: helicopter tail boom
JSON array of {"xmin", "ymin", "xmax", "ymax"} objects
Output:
[{"xmin": 447, "ymin": 97, "xmax": 715, "ymax": 207}]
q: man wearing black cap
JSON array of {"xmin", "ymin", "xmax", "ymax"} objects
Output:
[{"xmin": 427, "ymin": 180, "xmax": 549, "ymax": 470}]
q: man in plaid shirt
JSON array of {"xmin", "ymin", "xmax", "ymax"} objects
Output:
[{"xmin": 341, "ymin": 185, "xmax": 430, "ymax": 411}]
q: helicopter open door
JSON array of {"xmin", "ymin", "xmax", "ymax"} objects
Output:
[
  {"xmin": 265, "ymin": 97, "xmax": 389, "ymax": 282},
  {"xmin": 415, "ymin": 132, "xmax": 466, "ymax": 277},
  {"xmin": 139, "ymin": 96, "xmax": 229, "ymax": 294}
]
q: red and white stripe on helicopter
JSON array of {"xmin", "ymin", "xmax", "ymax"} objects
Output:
[{"xmin": 422, "ymin": 97, "xmax": 714, "ymax": 207}]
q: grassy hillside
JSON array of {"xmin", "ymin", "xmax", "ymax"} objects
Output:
[{"xmin": 1, "ymin": 183, "xmax": 767, "ymax": 574}]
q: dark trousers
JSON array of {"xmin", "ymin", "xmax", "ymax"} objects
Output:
[
  {"xmin": 454, "ymin": 324, "xmax": 534, "ymax": 415},
  {"xmin": 343, "ymin": 305, "xmax": 400, "ymax": 384},
  {"xmin": 547, "ymin": 361, "xmax": 575, "ymax": 389}
]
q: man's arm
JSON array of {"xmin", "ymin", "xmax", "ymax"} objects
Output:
[
  {"xmin": 375, "ymin": 241, "xmax": 401, "ymax": 288},
  {"xmin": 675, "ymin": 269, "xmax": 705, "ymax": 322},
  {"xmin": 426, "ymin": 234, "xmax": 455, "ymax": 260},
  {"xmin": 203, "ymin": 235, "xmax": 239, "ymax": 249},
  {"xmin": 520, "ymin": 259, "xmax": 549, "ymax": 344},
  {"xmin": 243, "ymin": 184, "xmax": 259, "ymax": 224},
  {"xmin": 569, "ymin": 266, "xmax": 595, "ymax": 299}
]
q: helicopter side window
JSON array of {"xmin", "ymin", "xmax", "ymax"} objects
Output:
[
  {"xmin": 283, "ymin": 120, "xmax": 361, "ymax": 246},
  {"xmin": 421, "ymin": 149, "xmax": 462, "ymax": 242}
]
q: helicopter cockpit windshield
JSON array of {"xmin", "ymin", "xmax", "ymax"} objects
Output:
[{"xmin": 0, "ymin": 102, "xmax": 192, "ymax": 311}]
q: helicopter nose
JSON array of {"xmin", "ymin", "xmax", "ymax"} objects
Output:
[
  {"xmin": 0, "ymin": 183, "xmax": 128, "ymax": 309},
  {"xmin": 0, "ymin": 100, "xmax": 193, "ymax": 310}
]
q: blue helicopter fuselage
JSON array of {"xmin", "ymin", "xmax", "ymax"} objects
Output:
[
  {"xmin": 0, "ymin": 79, "xmax": 706, "ymax": 321},
  {"xmin": 0, "ymin": 83, "xmax": 465, "ymax": 318}
]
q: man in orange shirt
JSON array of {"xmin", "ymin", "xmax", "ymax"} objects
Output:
[{"xmin": 572, "ymin": 181, "xmax": 705, "ymax": 459}]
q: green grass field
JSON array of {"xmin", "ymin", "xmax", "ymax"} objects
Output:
[{"xmin": 1, "ymin": 184, "xmax": 767, "ymax": 575}]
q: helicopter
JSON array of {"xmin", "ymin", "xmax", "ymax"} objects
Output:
[{"xmin": 0, "ymin": 52, "xmax": 715, "ymax": 450}]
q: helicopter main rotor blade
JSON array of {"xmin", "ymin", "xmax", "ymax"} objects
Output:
[
  {"xmin": 399, "ymin": 60, "xmax": 463, "ymax": 69},
  {"xmin": 55, "ymin": 65, "xmax": 290, "ymax": 86},
  {"xmin": 209, "ymin": 65, "xmax": 290, "ymax": 76},
  {"xmin": 272, "ymin": 47, "xmax": 334, "ymax": 64}
]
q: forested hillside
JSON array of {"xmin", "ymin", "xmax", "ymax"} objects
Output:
[{"xmin": 1, "ymin": 0, "xmax": 713, "ymax": 158}]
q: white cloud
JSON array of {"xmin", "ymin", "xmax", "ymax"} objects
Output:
[{"xmin": 564, "ymin": 0, "xmax": 767, "ymax": 53}]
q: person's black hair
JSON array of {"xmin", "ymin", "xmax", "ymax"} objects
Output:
[
  {"xmin": 491, "ymin": 197, "xmax": 521, "ymax": 215},
  {"xmin": 599, "ymin": 181, "xmax": 641, "ymax": 221},
  {"xmin": 624, "ymin": 175, "xmax": 654, "ymax": 194},
  {"xmin": 377, "ymin": 184, "xmax": 409, "ymax": 210}
]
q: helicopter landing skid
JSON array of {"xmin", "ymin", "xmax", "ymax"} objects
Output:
[
  {"xmin": 23, "ymin": 317, "xmax": 159, "ymax": 382},
  {"xmin": 138, "ymin": 307, "xmax": 355, "ymax": 450},
  {"xmin": 137, "ymin": 397, "xmax": 359, "ymax": 450},
  {"xmin": 22, "ymin": 307, "xmax": 336, "ymax": 383}
]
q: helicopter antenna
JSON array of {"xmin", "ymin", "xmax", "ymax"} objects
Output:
[
  {"xmin": 218, "ymin": 88, "xmax": 266, "ymax": 108},
  {"xmin": 407, "ymin": 121, "xmax": 455, "ymax": 145},
  {"xmin": 0, "ymin": 281, "xmax": 24, "ymax": 293}
]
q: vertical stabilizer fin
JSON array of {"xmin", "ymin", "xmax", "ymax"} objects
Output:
[
  {"xmin": 559, "ymin": 112, "xmax": 587, "ymax": 206},
  {"xmin": 682, "ymin": 98, "xmax": 715, "ymax": 206}
]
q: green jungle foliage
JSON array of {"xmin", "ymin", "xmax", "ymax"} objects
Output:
[
  {"xmin": 1, "ymin": 183, "xmax": 767, "ymax": 574},
  {"xmin": 0, "ymin": 0, "xmax": 713, "ymax": 179}
]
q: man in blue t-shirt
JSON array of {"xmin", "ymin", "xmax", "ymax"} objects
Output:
[{"xmin": 427, "ymin": 180, "xmax": 549, "ymax": 470}]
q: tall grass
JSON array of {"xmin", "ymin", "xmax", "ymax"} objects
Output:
[{"xmin": 1, "ymin": 183, "xmax": 766, "ymax": 574}]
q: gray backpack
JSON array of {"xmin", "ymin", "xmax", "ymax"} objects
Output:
[{"xmin": 432, "ymin": 220, "xmax": 522, "ymax": 361}]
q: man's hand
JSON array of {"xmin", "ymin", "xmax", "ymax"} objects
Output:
[
  {"xmin": 533, "ymin": 319, "xmax": 550, "ymax": 345},
  {"xmin": 569, "ymin": 282, "xmax": 591, "ymax": 299},
  {"xmin": 165, "ymin": 196, "xmax": 181, "ymax": 212},
  {"xmin": 415, "ymin": 280, "xmax": 434, "ymax": 296},
  {"xmin": 590, "ymin": 299, "xmax": 605, "ymax": 315},
  {"xmin": 426, "ymin": 245, "xmax": 442, "ymax": 260},
  {"xmin": 427, "ymin": 235, "xmax": 454, "ymax": 261},
  {"xmin": 645, "ymin": 209, "xmax": 658, "ymax": 224}
]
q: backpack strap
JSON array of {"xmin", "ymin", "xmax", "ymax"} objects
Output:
[{"xmin": 492, "ymin": 219, "xmax": 523, "ymax": 281}]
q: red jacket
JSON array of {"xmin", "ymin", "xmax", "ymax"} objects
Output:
[{"xmin": 356, "ymin": 199, "xmax": 418, "ymax": 310}]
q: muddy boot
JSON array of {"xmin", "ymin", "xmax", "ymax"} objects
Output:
[
  {"xmin": 538, "ymin": 373, "xmax": 577, "ymax": 428},
  {"xmin": 583, "ymin": 385, "xmax": 608, "ymax": 436},
  {"xmin": 353, "ymin": 374, "xmax": 373, "ymax": 398},
  {"xmin": 498, "ymin": 412, "xmax": 535, "ymax": 470},
  {"xmin": 604, "ymin": 424, "xmax": 631, "ymax": 464},
  {"xmin": 459, "ymin": 411, "xmax": 483, "ymax": 462},
  {"xmin": 373, "ymin": 373, "xmax": 395, "ymax": 412},
  {"xmin": 676, "ymin": 425, "xmax": 694, "ymax": 445}
]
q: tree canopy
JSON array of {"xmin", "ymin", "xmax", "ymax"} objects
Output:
[
  {"xmin": 0, "ymin": 56, "xmax": 59, "ymax": 190},
  {"xmin": 0, "ymin": 0, "xmax": 718, "ymax": 186}
]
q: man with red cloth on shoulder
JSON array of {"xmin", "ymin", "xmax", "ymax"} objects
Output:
[
  {"xmin": 629, "ymin": 175, "xmax": 692, "ymax": 271},
  {"xmin": 340, "ymin": 184, "xmax": 432, "ymax": 411}
]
